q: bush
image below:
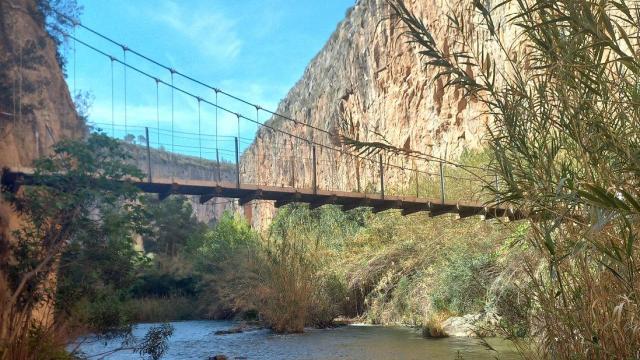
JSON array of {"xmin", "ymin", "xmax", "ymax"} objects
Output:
[
  {"xmin": 421, "ymin": 314, "xmax": 449, "ymax": 338},
  {"xmin": 255, "ymin": 240, "xmax": 316, "ymax": 333},
  {"xmin": 430, "ymin": 246, "xmax": 498, "ymax": 315},
  {"xmin": 255, "ymin": 204, "xmax": 358, "ymax": 332},
  {"xmin": 187, "ymin": 211, "xmax": 260, "ymax": 319}
]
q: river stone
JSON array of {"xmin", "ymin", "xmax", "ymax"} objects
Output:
[{"xmin": 441, "ymin": 312, "xmax": 499, "ymax": 337}]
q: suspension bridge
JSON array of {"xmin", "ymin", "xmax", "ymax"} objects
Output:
[{"xmin": 1, "ymin": 13, "xmax": 524, "ymax": 221}]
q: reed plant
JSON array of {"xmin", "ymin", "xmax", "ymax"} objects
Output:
[{"xmin": 355, "ymin": 1, "xmax": 640, "ymax": 357}]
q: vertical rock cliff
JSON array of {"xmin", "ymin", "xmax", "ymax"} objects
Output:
[
  {"xmin": 241, "ymin": 0, "xmax": 504, "ymax": 228},
  {"xmin": 0, "ymin": 0, "xmax": 85, "ymax": 239}
]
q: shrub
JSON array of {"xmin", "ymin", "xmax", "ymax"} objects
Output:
[
  {"xmin": 421, "ymin": 314, "xmax": 449, "ymax": 339},
  {"xmin": 255, "ymin": 204, "xmax": 358, "ymax": 332},
  {"xmin": 385, "ymin": 0, "xmax": 640, "ymax": 356},
  {"xmin": 430, "ymin": 246, "xmax": 498, "ymax": 315}
]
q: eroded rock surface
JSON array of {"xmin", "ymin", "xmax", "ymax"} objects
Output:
[
  {"xmin": 0, "ymin": 0, "xmax": 85, "ymax": 240},
  {"xmin": 240, "ymin": 0, "xmax": 517, "ymax": 228}
]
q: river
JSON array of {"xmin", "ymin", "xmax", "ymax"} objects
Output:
[{"xmin": 72, "ymin": 320, "xmax": 520, "ymax": 359}]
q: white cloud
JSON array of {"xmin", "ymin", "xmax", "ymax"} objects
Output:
[{"xmin": 151, "ymin": 1, "xmax": 242, "ymax": 62}]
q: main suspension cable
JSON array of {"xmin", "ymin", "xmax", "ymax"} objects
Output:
[{"xmin": 65, "ymin": 33, "xmax": 480, "ymax": 179}]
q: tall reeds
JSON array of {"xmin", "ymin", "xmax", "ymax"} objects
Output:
[{"xmin": 377, "ymin": 1, "xmax": 640, "ymax": 357}]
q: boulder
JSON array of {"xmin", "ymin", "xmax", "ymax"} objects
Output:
[{"xmin": 441, "ymin": 312, "xmax": 499, "ymax": 337}]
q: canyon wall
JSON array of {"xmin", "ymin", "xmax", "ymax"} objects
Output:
[
  {"xmin": 126, "ymin": 144, "xmax": 242, "ymax": 224},
  {"xmin": 0, "ymin": 0, "xmax": 86, "ymax": 240},
  {"xmin": 241, "ymin": 0, "xmax": 513, "ymax": 229}
]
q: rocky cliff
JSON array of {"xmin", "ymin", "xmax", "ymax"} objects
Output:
[
  {"xmin": 0, "ymin": 0, "xmax": 86, "ymax": 240},
  {"xmin": 125, "ymin": 144, "xmax": 242, "ymax": 224},
  {"xmin": 241, "ymin": 0, "xmax": 509, "ymax": 228}
]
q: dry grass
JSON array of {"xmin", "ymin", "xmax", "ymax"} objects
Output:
[
  {"xmin": 341, "ymin": 211, "xmax": 511, "ymax": 326},
  {"xmin": 422, "ymin": 312, "xmax": 450, "ymax": 338},
  {"xmin": 254, "ymin": 242, "xmax": 316, "ymax": 333}
]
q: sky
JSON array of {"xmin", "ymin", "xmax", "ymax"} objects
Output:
[{"xmin": 66, "ymin": 0, "xmax": 354, "ymax": 160}]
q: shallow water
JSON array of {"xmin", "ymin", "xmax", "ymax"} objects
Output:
[{"xmin": 73, "ymin": 320, "xmax": 520, "ymax": 359}]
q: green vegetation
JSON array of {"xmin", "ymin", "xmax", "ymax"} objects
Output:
[
  {"xmin": 0, "ymin": 134, "xmax": 173, "ymax": 360},
  {"xmin": 381, "ymin": 0, "xmax": 640, "ymax": 357},
  {"xmin": 0, "ymin": 125, "xmax": 517, "ymax": 359},
  {"xmin": 9, "ymin": 1, "xmax": 640, "ymax": 359},
  {"xmin": 388, "ymin": 149, "xmax": 495, "ymax": 203}
]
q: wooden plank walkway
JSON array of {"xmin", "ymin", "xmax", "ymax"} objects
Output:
[{"xmin": 1, "ymin": 169, "xmax": 523, "ymax": 220}]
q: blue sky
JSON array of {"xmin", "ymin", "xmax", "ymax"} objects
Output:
[{"xmin": 66, "ymin": 0, "xmax": 353, "ymax": 160}]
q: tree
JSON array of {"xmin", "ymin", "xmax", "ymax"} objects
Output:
[
  {"xmin": 0, "ymin": 133, "xmax": 172, "ymax": 359},
  {"xmin": 36, "ymin": 0, "xmax": 83, "ymax": 73},
  {"xmin": 142, "ymin": 195, "xmax": 206, "ymax": 257}
]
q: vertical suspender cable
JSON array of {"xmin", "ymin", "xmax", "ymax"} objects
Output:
[
  {"xmin": 170, "ymin": 70, "xmax": 175, "ymax": 179},
  {"xmin": 256, "ymin": 106, "xmax": 260, "ymax": 184},
  {"xmin": 215, "ymin": 90, "xmax": 218, "ymax": 151},
  {"xmin": 123, "ymin": 47, "xmax": 128, "ymax": 137},
  {"xmin": 156, "ymin": 79, "xmax": 160, "ymax": 147},
  {"xmin": 110, "ymin": 58, "xmax": 115, "ymax": 137},
  {"xmin": 215, "ymin": 89, "xmax": 220, "ymax": 182},
  {"xmin": 198, "ymin": 97, "xmax": 202, "ymax": 160},
  {"xmin": 171, "ymin": 71, "xmax": 175, "ymax": 154},
  {"xmin": 237, "ymin": 112, "xmax": 240, "ymax": 140},
  {"xmin": 236, "ymin": 113, "xmax": 241, "ymax": 183}
]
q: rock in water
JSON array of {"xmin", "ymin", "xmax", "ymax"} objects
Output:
[{"xmin": 208, "ymin": 355, "xmax": 227, "ymax": 360}]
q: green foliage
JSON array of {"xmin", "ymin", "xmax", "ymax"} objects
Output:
[
  {"xmin": 135, "ymin": 323, "xmax": 174, "ymax": 360},
  {"xmin": 36, "ymin": 0, "xmax": 83, "ymax": 73},
  {"xmin": 386, "ymin": 0, "xmax": 640, "ymax": 356},
  {"xmin": 184, "ymin": 211, "xmax": 260, "ymax": 319},
  {"xmin": 142, "ymin": 195, "xmax": 207, "ymax": 257},
  {"xmin": 254, "ymin": 204, "xmax": 365, "ymax": 332},
  {"xmin": 124, "ymin": 297, "xmax": 200, "ymax": 323},
  {"xmin": 269, "ymin": 204, "xmax": 366, "ymax": 251},
  {"xmin": 3, "ymin": 132, "xmax": 143, "ymax": 317},
  {"xmin": 342, "ymin": 211, "xmax": 510, "ymax": 326},
  {"xmin": 430, "ymin": 246, "xmax": 497, "ymax": 315},
  {"xmin": 0, "ymin": 133, "xmax": 180, "ymax": 359},
  {"xmin": 56, "ymin": 205, "xmax": 149, "ymax": 321},
  {"xmin": 191, "ymin": 211, "xmax": 258, "ymax": 273}
]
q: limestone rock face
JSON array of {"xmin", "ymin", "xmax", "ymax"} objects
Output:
[
  {"xmin": 240, "ymin": 0, "xmax": 510, "ymax": 229},
  {"xmin": 0, "ymin": 0, "xmax": 85, "ymax": 169},
  {"xmin": 0, "ymin": 0, "xmax": 85, "ymax": 240}
]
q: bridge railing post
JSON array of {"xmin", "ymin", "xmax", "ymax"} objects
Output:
[
  {"xmin": 379, "ymin": 153, "xmax": 384, "ymax": 199},
  {"xmin": 312, "ymin": 144, "xmax": 317, "ymax": 195},
  {"xmin": 235, "ymin": 137, "xmax": 240, "ymax": 189},
  {"xmin": 439, "ymin": 161, "xmax": 445, "ymax": 204},
  {"xmin": 145, "ymin": 127, "xmax": 152, "ymax": 183}
]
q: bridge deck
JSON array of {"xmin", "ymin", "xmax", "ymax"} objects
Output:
[{"xmin": 1, "ymin": 170, "xmax": 521, "ymax": 220}]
